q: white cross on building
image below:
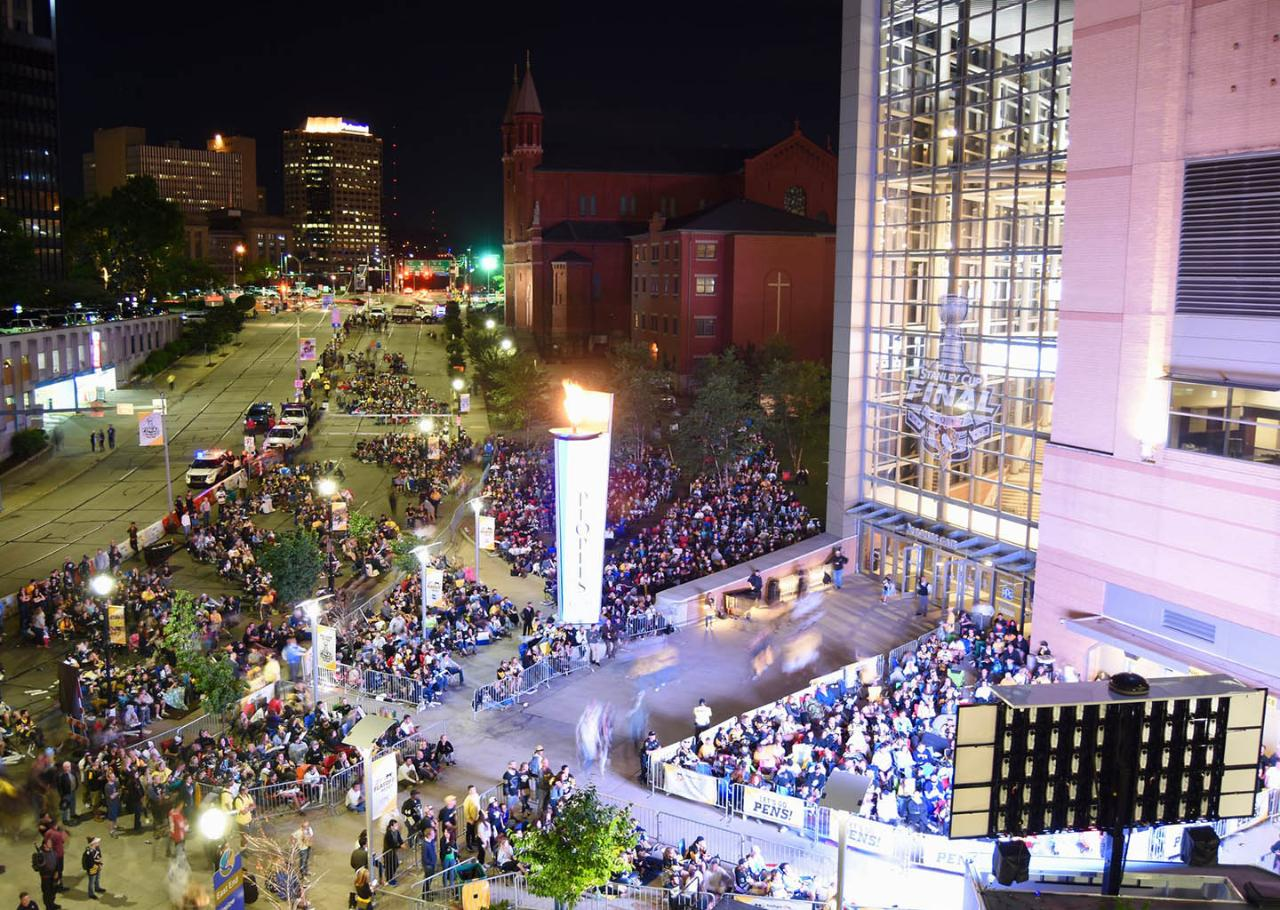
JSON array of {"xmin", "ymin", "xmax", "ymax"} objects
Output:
[{"xmin": 768, "ymin": 272, "xmax": 791, "ymax": 334}]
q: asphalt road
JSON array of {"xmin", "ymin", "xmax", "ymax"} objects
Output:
[{"xmin": 0, "ymin": 297, "xmax": 470, "ymax": 598}]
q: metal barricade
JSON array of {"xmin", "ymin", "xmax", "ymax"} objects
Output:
[
  {"xmin": 242, "ymin": 777, "xmax": 322, "ymax": 819},
  {"xmin": 471, "ymin": 651, "xmax": 593, "ymax": 713},
  {"xmin": 623, "ymin": 613, "xmax": 671, "ymax": 640},
  {"xmin": 126, "ymin": 711, "xmax": 227, "ymax": 752},
  {"xmin": 326, "ymin": 761, "xmax": 365, "ymax": 808}
]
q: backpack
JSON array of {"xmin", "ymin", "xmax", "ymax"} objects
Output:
[
  {"xmin": 82, "ymin": 848, "xmax": 95, "ymax": 872},
  {"xmin": 32, "ymin": 849, "xmax": 43, "ymax": 872}
]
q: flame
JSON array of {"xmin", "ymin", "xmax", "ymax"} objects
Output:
[{"xmin": 562, "ymin": 380, "xmax": 610, "ymax": 431}]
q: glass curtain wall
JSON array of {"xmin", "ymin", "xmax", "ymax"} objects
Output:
[{"xmin": 867, "ymin": 0, "xmax": 1072, "ymax": 551}]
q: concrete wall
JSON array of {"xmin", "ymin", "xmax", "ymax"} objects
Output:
[
  {"xmin": 825, "ymin": 0, "xmax": 877, "ymax": 539},
  {"xmin": 1035, "ymin": 0, "xmax": 1280, "ymax": 678}
]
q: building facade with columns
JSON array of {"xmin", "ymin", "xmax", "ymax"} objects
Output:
[
  {"xmin": 830, "ymin": 0, "xmax": 1280, "ymax": 720},
  {"xmin": 0, "ymin": 315, "xmax": 182, "ymax": 457}
]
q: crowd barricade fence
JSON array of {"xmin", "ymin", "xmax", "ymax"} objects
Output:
[
  {"xmin": 243, "ymin": 777, "xmax": 321, "ymax": 820},
  {"xmin": 622, "ymin": 613, "xmax": 671, "ymax": 640},
  {"xmin": 471, "ymin": 650, "xmax": 593, "ymax": 713},
  {"xmin": 125, "ymin": 711, "xmax": 227, "ymax": 752}
]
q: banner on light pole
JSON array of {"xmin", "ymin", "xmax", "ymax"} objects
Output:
[
  {"xmin": 107, "ymin": 604, "xmax": 127, "ymax": 645},
  {"xmin": 477, "ymin": 515, "xmax": 496, "ymax": 550},
  {"xmin": 316, "ymin": 624, "xmax": 337, "ymax": 672},
  {"xmin": 138, "ymin": 411, "xmax": 165, "ymax": 446},
  {"xmin": 370, "ymin": 753, "xmax": 398, "ymax": 820},
  {"xmin": 298, "ymin": 337, "xmax": 318, "ymax": 361},
  {"xmin": 459, "ymin": 393, "xmax": 471, "ymax": 414},
  {"xmin": 424, "ymin": 568, "xmax": 444, "ymax": 604}
]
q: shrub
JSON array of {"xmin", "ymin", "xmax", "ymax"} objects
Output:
[{"xmin": 10, "ymin": 427, "xmax": 48, "ymax": 460}]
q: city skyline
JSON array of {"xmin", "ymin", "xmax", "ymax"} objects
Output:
[{"xmin": 56, "ymin": 0, "xmax": 842, "ymax": 248}]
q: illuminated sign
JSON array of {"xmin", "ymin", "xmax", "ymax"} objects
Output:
[
  {"xmin": 551, "ymin": 383, "xmax": 613, "ymax": 625},
  {"xmin": 302, "ymin": 117, "xmax": 370, "ymax": 135},
  {"xmin": 903, "ymin": 295, "xmax": 1000, "ymax": 461}
]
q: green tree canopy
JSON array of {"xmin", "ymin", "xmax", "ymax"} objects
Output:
[
  {"xmin": 0, "ymin": 207, "xmax": 38, "ymax": 305},
  {"xmin": 672, "ymin": 350, "xmax": 758, "ymax": 472},
  {"xmin": 515, "ymin": 787, "xmax": 637, "ymax": 908},
  {"xmin": 487, "ymin": 351, "xmax": 551, "ymax": 441},
  {"xmin": 761, "ymin": 358, "xmax": 831, "ymax": 472},
  {"xmin": 258, "ymin": 528, "xmax": 325, "ymax": 608},
  {"xmin": 607, "ymin": 341, "xmax": 675, "ymax": 457},
  {"xmin": 64, "ymin": 176, "xmax": 184, "ymax": 296}
]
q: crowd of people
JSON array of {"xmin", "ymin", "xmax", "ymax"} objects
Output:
[{"xmin": 662, "ymin": 612, "xmax": 1064, "ymax": 833}]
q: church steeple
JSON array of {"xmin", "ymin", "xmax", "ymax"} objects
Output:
[{"xmin": 514, "ymin": 52, "xmax": 542, "ymax": 116}]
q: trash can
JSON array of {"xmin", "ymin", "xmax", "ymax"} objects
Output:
[
  {"xmin": 765, "ymin": 577, "xmax": 781, "ymax": 604},
  {"xmin": 143, "ymin": 540, "xmax": 177, "ymax": 567}
]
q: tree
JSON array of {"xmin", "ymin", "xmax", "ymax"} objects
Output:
[
  {"xmin": 607, "ymin": 342, "xmax": 674, "ymax": 457},
  {"xmin": 161, "ymin": 590, "xmax": 203, "ymax": 672},
  {"xmin": 487, "ymin": 352, "xmax": 551, "ymax": 441},
  {"xmin": 64, "ymin": 176, "xmax": 184, "ymax": 296},
  {"xmin": 259, "ymin": 529, "xmax": 325, "ymax": 608},
  {"xmin": 0, "ymin": 208, "xmax": 38, "ymax": 305},
  {"xmin": 761, "ymin": 359, "xmax": 831, "ymax": 473},
  {"xmin": 672, "ymin": 351, "xmax": 758, "ymax": 473},
  {"xmin": 515, "ymin": 787, "xmax": 637, "ymax": 909},
  {"xmin": 191, "ymin": 652, "xmax": 247, "ymax": 716}
]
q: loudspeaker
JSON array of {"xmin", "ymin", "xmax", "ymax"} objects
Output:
[
  {"xmin": 1180, "ymin": 825, "xmax": 1220, "ymax": 866},
  {"xmin": 992, "ymin": 840, "xmax": 1031, "ymax": 886}
]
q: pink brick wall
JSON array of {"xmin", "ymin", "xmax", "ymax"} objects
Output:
[{"xmin": 1036, "ymin": 0, "xmax": 1280, "ymax": 674}]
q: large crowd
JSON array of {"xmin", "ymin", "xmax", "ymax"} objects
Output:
[{"xmin": 663, "ymin": 612, "xmax": 1063, "ymax": 833}]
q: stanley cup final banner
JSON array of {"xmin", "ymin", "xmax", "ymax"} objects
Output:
[
  {"xmin": 424, "ymin": 568, "xmax": 444, "ymax": 604},
  {"xmin": 316, "ymin": 624, "xmax": 337, "ymax": 672},
  {"xmin": 477, "ymin": 515, "xmax": 496, "ymax": 550},
  {"xmin": 298, "ymin": 337, "xmax": 317, "ymax": 361},
  {"xmin": 370, "ymin": 753, "xmax": 398, "ymax": 820}
]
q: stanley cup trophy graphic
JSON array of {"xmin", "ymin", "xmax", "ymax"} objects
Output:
[{"xmin": 904, "ymin": 294, "xmax": 1000, "ymax": 461}]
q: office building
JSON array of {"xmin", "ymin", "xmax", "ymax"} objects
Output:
[
  {"xmin": 831, "ymin": 0, "xmax": 1280, "ymax": 720},
  {"xmin": 208, "ymin": 133, "xmax": 261, "ymax": 211},
  {"xmin": 283, "ymin": 117, "xmax": 384, "ymax": 273},
  {"xmin": 829, "ymin": 0, "xmax": 1068, "ymax": 626},
  {"xmin": 1, "ymin": 0, "xmax": 61, "ymax": 277},
  {"xmin": 83, "ymin": 127, "xmax": 244, "ymax": 214}
]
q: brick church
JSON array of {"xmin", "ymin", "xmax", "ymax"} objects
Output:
[{"xmin": 501, "ymin": 62, "xmax": 838, "ymax": 371}]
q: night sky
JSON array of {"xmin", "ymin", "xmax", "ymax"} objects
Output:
[{"xmin": 57, "ymin": 0, "xmax": 842, "ymax": 252}]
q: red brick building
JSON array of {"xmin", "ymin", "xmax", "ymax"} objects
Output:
[
  {"xmin": 630, "ymin": 202, "xmax": 836, "ymax": 375},
  {"xmin": 501, "ymin": 63, "xmax": 837, "ymax": 360}
]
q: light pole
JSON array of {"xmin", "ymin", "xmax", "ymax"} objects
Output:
[
  {"xmin": 232, "ymin": 243, "xmax": 246, "ymax": 289},
  {"xmin": 316, "ymin": 478, "xmax": 338, "ymax": 591},
  {"xmin": 451, "ymin": 378, "xmax": 465, "ymax": 437},
  {"xmin": 484, "ymin": 318, "xmax": 495, "ymax": 331},
  {"xmin": 500, "ymin": 338, "xmax": 514, "ymax": 353},
  {"xmin": 479, "ymin": 253, "xmax": 498, "ymax": 296},
  {"xmin": 198, "ymin": 804, "xmax": 230, "ymax": 863},
  {"xmin": 411, "ymin": 537, "xmax": 443, "ymax": 635},
  {"xmin": 468, "ymin": 496, "xmax": 485, "ymax": 585},
  {"xmin": 90, "ymin": 574, "xmax": 116, "ymax": 685},
  {"xmin": 301, "ymin": 597, "xmax": 331, "ymax": 709}
]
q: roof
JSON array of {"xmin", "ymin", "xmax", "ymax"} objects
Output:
[
  {"xmin": 542, "ymin": 220, "xmax": 647, "ymax": 243},
  {"xmin": 538, "ymin": 143, "xmax": 753, "ymax": 175},
  {"xmin": 550, "ymin": 251, "xmax": 592, "ymax": 264},
  {"xmin": 652, "ymin": 199, "xmax": 836, "ymax": 236},
  {"xmin": 514, "ymin": 67, "xmax": 541, "ymax": 116},
  {"xmin": 502, "ymin": 66, "xmax": 519, "ymax": 124}
]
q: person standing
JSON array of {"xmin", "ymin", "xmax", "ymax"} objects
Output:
[
  {"xmin": 915, "ymin": 579, "xmax": 930, "ymax": 616},
  {"xmin": 88, "ymin": 432, "xmax": 96, "ymax": 453},
  {"xmin": 829, "ymin": 545, "xmax": 849, "ymax": 590},
  {"xmin": 167, "ymin": 804, "xmax": 187, "ymax": 859},
  {"xmin": 56, "ymin": 762, "xmax": 77, "ymax": 826},
  {"xmin": 420, "ymin": 827, "xmax": 439, "ymax": 895},
  {"xmin": 81, "ymin": 837, "xmax": 103, "ymax": 900},
  {"xmin": 106, "ymin": 426, "xmax": 115, "ymax": 449},
  {"xmin": 461, "ymin": 785, "xmax": 481, "ymax": 852},
  {"xmin": 292, "ymin": 820, "xmax": 314, "ymax": 878},
  {"xmin": 388, "ymin": 487, "xmax": 398, "ymax": 516},
  {"xmin": 520, "ymin": 603, "xmax": 535, "ymax": 637},
  {"xmin": 382, "ymin": 818, "xmax": 404, "ymax": 886},
  {"xmin": 37, "ymin": 836, "xmax": 59, "ymax": 910},
  {"xmin": 95, "ymin": 430, "xmax": 105, "ymax": 452},
  {"xmin": 693, "ymin": 699, "xmax": 713, "ymax": 741}
]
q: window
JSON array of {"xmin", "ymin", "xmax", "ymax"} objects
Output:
[
  {"xmin": 784, "ymin": 185, "xmax": 807, "ymax": 216},
  {"xmin": 695, "ymin": 241, "xmax": 718, "ymax": 260},
  {"xmin": 672, "ymin": 317, "xmax": 679, "ymax": 336},
  {"xmin": 620, "ymin": 194, "xmax": 638, "ymax": 216},
  {"xmin": 1168, "ymin": 382, "xmax": 1280, "ymax": 465},
  {"xmin": 662, "ymin": 316, "xmax": 669, "ymax": 334},
  {"xmin": 695, "ymin": 275, "xmax": 717, "ymax": 295},
  {"xmin": 694, "ymin": 316, "xmax": 717, "ymax": 337},
  {"xmin": 650, "ymin": 244, "xmax": 659, "ymax": 262},
  {"xmin": 578, "ymin": 194, "xmax": 597, "ymax": 216},
  {"xmin": 648, "ymin": 277, "xmax": 658, "ymax": 296}
]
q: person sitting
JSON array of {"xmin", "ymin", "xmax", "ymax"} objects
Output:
[{"xmin": 346, "ymin": 781, "xmax": 365, "ymax": 812}]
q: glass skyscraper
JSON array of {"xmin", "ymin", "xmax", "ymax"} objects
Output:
[
  {"xmin": 1, "ymin": 0, "xmax": 61, "ymax": 277},
  {"xmin": 835, "ymin": 0, "xmax": 1072, "ymax": 623}
]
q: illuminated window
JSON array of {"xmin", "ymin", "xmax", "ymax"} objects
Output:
[
  {"xmin": 694, "ymin": 275, "xmax": 716, "ymax": 295},
  {"xmin": 695, "ymin": 242, "xmax": 717, "ymax": 260}
]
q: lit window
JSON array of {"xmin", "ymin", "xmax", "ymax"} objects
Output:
[
  {"xmin": 695, "ymin": 242, "xmax": 717, "ymax": 260},
  {"xmin": 695, "ymin": 275, "xmax": 716, "ymax": 295}
]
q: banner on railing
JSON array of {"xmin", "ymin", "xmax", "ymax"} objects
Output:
[
  {"xmin": 371, "ymin": 753, "xmax": 398, "ymax": 819},
  {"xmin": 316, "ymin": 624, "xmax": 337, "ymax": 671},
  {"xmin": 663, "ymin": 764, "xmax": 718, "ymax": 806},
  {"xmin": 742, "ymin": 785, "xmax": 806, "ymax": 829}
]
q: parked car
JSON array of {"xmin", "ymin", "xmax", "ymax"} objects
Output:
[
  {"xmin": 264, "ymin": 423, "xmax": 306, "ymax": 450},
  {"xmin": 279, "ymin": 401, "xmax": 314, "ymax": 429},
  {"xmin": 244, "ymin": 402, "xmax": 276, "ymax": 434},
  {"xmin": 185, "ymin": 449, "xmax": 234, "ymax": 488}
]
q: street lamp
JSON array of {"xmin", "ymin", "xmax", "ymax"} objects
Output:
[
  {"xmin": 468, "ymin": 496, "xmax": 485, "ymax": 585},
  {"xmin": 232, "ymin": 242, "xmax": 247, "ymax": 289},
  {"xmin": 316, "ymin": 478, "xmax": 338, "ymax": 589},
  {"xmin": 198, "ymin": 806, "xmax": 229, "ymax": 841},
  {"xmin": 451, "ymin": 378, "xmax": 464, "ymax": 392},
  {"xmin": 90, "ymin": 574, "xmax": 117, "ymax": 684},
  {"xmin": 300, "ymin": 597, "xmax": 329, "ymax": 708},
  {"xmin": 500, "ymin": 338, "xmax": 514, "ymax": 352},
  {"xmin": 411, "ymin": 539, "xmax": 443, "ymax": 635},
  {"xmin": 479, "ymin": 253, "xmax": 499, "ymax": 295},
  {"xmin": 484, "ymin": 318, "xmax": 496, "ymax": 331},
  {"xmin": 418, "ymin": 417, "xmax": 435, "ymax": 434}
]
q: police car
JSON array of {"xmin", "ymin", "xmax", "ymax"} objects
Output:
[{"xmin": 185, "ymin": 449, "xmax": 232, "ymax": 488}]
